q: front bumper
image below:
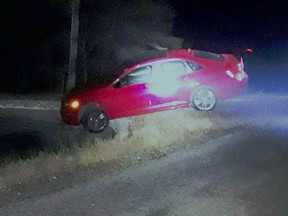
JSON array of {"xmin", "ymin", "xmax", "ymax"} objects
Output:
[{"xmin": 60, "ymin": 102, "xmax": 80, "ymax": 125}]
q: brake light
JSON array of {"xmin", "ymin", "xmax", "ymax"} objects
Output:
[
  {"xmin": 246, "ymin": 48, "xmax": 253, "ymax": 53},
  {"xmin": 237, "ymin": 58, "xmax": 244, "ymax": 72}
]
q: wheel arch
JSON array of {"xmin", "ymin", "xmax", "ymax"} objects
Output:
[
  {"xmin": 190, "ymin": 85, "xmax": 218, "ymax": 111},
  {"xmin": 191, "ymin": 85, "xmax": 219, "ymax": 99},
  {"xmin": 78, "ymin": 102, "xmax": 102, "ymax": 123}
]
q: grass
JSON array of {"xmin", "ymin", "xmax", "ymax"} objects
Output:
[
  {"xmin": 78, "ymin": 109, "xmax": 212, "ymax": 166},
  {"xmin": 0, "ymin": 109, "xmax": 213, "ymax": 190},
  {"xmin": 0, "ymin": 153, "xmax": 75, "ymax": 190}
]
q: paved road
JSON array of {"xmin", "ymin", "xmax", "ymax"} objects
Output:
[
  {"xmin": 0, "ymin": 107, "xmax": 116, "ymax": 162},
  {"xmin": 1, "ymin": 94, "xmax": 288, "ymax": 215}
]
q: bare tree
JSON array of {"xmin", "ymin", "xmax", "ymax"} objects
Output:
[{"xmin": 77, "ymin": 0, "xmax": 181, "ymax": 86}]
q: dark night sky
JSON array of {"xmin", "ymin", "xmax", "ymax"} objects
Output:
[
  {"xmin": 1, "ymin": 0, "xmax": 288, "ymax": 92},
  {"xmin": 172, "ymin": 0, "xmax": 288, "ymax": 56},
  {"xmin": 2, "ymin": 0, "xmax": 288, "ymax": 53},
  {"xmin": 1, "ymin": 1, "xmax": 68, "ymax": 51}
]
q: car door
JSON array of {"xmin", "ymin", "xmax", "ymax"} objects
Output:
[
  {"xmin": 108, "ymin": 65, "xmax": 153, "ymax": 118},
  {"xmin": 149, "ymin": 59, "xmax": 198, "ymax": 108}
]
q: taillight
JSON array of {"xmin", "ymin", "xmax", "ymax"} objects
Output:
[{"xmin": 237, "ymin": 58, "xmax": 244, "ymax": 73}]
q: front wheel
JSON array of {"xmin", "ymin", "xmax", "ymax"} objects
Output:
[
  {"xmin": 81, "ymin": 110, "xmax": 109, "ymax": 133},
  {"xmin": 191, "ymin": 88, "xmax": 217, "ymax": 111}
]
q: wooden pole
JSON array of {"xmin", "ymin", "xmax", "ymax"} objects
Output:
[{"xmin": 63, "ymin": 0, "xmax": 80, "ymax": 94}]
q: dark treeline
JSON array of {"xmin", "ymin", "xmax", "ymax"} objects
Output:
[
  {"xmin": 1, "ymin": 0, "xmax": 287, "ymax": 93},
  {"xmin": 1, "ymin": 0, "xmax": 181, "ymax": 93}
]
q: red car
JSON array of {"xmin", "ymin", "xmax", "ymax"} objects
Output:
[{"xmin": 60, "ymin": 49, "xmax": 248, "ymax": 132}]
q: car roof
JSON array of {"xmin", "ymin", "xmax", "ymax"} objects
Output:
[
  {"xmin": 118, "ymin": 49, "xmax": 229, "ymax": 76},
  {"xmin": 122, "ymin": 50, "xmax": 168, "ymax": 69},
  {"xmin": 123, "ymin": 49, "xmax": 226, "ymax": 68}
]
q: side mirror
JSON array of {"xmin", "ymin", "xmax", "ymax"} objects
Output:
[{"xmin": 113, "ymin": 81, "xmax": 122, "ymax": 88}]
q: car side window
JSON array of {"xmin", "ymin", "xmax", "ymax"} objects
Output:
[
  {"xmin": 186, "ymin": 61, "xmax": 203, "ymax": 71},
  {"xmin": 115, "ymin": 66, "xmax": 152, "ymax": 88},
  {"xmin": 161, "ymin": 61, "xmax": 187, "ymax": 74}
]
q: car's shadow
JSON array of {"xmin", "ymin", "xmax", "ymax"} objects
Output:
[
  {"xmin": 0, "ymin": 130, "xmax": 50, "ymax": 164},
  {"xmin": 0, "ymin": 125, "xmax": 117, "ymax": 164}
]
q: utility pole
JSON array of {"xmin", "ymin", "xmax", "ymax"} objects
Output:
[{"xmin": 63, "ymin": 0, "xmax": 80, "ymax": 94}]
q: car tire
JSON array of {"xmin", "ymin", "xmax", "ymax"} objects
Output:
[
  {"xmin": 81, "ymin": 109, "xmax": 109, "ymax": 133},
  {"xmin": 191, "ymin": 87, "xmax": 217, "ymax": 111}
]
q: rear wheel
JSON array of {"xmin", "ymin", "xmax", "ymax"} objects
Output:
[
  {"xmin": 81, "ymin": 109, "xmax": 109, "ymax": 133},
  {"xmin": 191, "ymin": 88, "xmax": 217, "ymax": 111}
]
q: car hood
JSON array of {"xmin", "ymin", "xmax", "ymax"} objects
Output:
[{"xmin": 62, "ymin": 84, "xmax": 106, "ymax": 102}]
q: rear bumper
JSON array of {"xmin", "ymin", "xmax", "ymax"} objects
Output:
[
  {"xmin": 233, "ymin": 77, "xmax": 249, "ymax": 96},
  {"xmin": 219, "ymin": 77, "xmax": 248, "ymax": 100}
]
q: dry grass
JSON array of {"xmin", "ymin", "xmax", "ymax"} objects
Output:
[
  {"xmin": 0, "ymin": 153, "xmax": 75, "ymax": 190},
  {"xmin": 0, "ymin": 109, "xmax": 213, "ymax": 190},
  {"xmin": 0, "ymin": 152, "xmax": 70, "ymax": 190},
  {"xmin": 77, "ymin": 109, "xmax": 213, "ymax": 166}
]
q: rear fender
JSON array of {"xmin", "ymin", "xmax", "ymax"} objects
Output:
[{"xmin": 191, "ymin": 85, "xmax": 219, "ymax": 101}]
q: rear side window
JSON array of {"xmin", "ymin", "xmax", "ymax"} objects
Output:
[
  {"xmin": 194, "ymin": 50, "xmax": 224, "ymax": 62},
  {"xmin": 186, "ymin": 61, "xmax": 203, "ymax": 71},
  {"xmin": 161, "ymin": 61, "xmax": 187, "ymax": 74}
]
